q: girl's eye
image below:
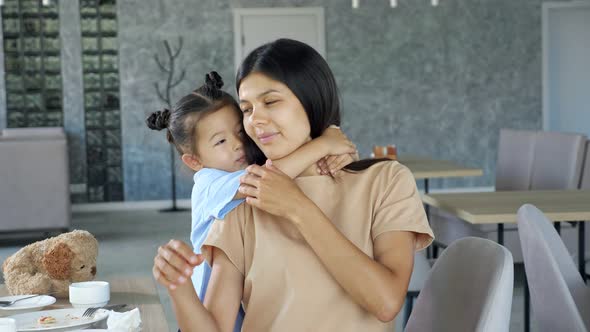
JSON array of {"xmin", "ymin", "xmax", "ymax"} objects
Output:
[
  {"xmin": 242, "ymin": 108, "xmax": 252, "ymax": 114},
  {"xmin": 214, "ymin": 139, "xmax": 226, "ymax": 146},
  {"xmin": 80, "ymin": 265, "xmax": 86, "ymax": 269},
  {"xmin": 265, "ymin": 100, "xmax": 278, "ymax": 106}
]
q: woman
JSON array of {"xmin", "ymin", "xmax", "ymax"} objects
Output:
[{"xmin": 153, "ymin": 39, "xmax": 434, "ymax": 332}]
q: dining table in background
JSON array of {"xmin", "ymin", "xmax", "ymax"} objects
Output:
[
  {"xmin": 422, "ymin": 189, "xmax": 590, "ymax": 332},
  {"xmin": 397, "ymin": 155, "xmax": 484, "ymax": 194},
  {"xmin": 0, "ymin": 276, "xmax": 169, "ymax": 331}
]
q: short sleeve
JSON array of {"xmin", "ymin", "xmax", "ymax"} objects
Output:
[
  {"xmin": 194, "ymin": 168, "xmax": 246, "ymax": 220},
  {"xmin": 201, "ymin": 205, "xmax": 247, "ymax": 276},
  {"xmin": 371, "ymin": 163, "xmax": 434, "ymax": 250}
]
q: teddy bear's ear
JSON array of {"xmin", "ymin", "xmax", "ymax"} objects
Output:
[{"xmin": 42, "ymin": 242, "xmax": 74, "ymax": 280}]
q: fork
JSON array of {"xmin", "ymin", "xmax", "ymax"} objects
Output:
[
  {"xmin": 0, "ymin": 294, "xmax": 45, "ymax": 307},
  {"xmin": 82, "ymin": 303, "xmax": 127, "ymax": 318}
]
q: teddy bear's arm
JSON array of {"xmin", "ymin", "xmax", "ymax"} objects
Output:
[{"xmin": 4, "ymin": 250, "xmax": 53, "ymax": 295}]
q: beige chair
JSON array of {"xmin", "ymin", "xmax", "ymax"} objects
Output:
[
  {"xmin": 580, "ymin": 140, "xmax": 590, "ymax": 189},
  {"xmin": 430, "ymin": 129, "xmax": 537, "ymax": 248},
  {"xmin": 517, "ymin": 204, "xmax": 590, "ymax": 332},
  {"xmin": 405, "ymin": 237, "xmax": 514, "ymax": 332},
  {"xmin": 0, "ymin": 127, "xmax": 70, "ymax": 234},
  {"xmin": 530, "ymin": 131, "xmax": 586, "ymax": 190}
]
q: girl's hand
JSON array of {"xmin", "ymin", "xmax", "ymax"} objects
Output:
[
  {"xmin": 239, "ymin": 160, "xmax": 311, "ymax": 220},
  {"xmin": 318, "ymin": 126, "xmax": 357, "ymax": 156},
  {"xmin": 317, "ymin": 150, "xmax": 360, "ymax": 176},
  {"xmin": 153, "ymin": 239, "xmax": 204, "ymax": 291}
]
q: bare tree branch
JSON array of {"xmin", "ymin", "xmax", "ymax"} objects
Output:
[
  {"xmin": 164, "ymin": 40, "xmax": 173, "ymax": 58},
  {"xmin": 154, "ymin": 54, "xmax": 169, "ymax": 73},
  {"xmin": 172, "ymin": 37, "xmax": 184, "ymax": 58},
  {"xmin": 154, "ymin": 82, "xmax": 169, "ymax": 107},
  {"xmin": 171, "ymin": 69, "xmax": 186, "ymax": 88}
]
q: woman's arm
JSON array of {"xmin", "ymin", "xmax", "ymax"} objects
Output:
[
  {"xmin": 239, "ymin": 164, "xmax": 415, "ymax": 322},
  {"xmin": 290, "ymin": 206, "xmax": 415, "ymax": 322},
  {"xmin": 153, "ymin": 240, "xmax": 243, "ymax": 332}
]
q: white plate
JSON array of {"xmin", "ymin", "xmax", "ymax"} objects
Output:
[
  {"xmin": 8, "ymin": 308, "xmax": 108, "ymax": 332},
  {"xmin": 0, "ymin": 296, "xmax": 57, "ymax": 315}
]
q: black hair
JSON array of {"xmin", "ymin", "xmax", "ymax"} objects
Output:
[
  {"xmin": 236, "ymin": 38, "xmax": 387, "ymax": 171},
  {"xmin": 146, "ymin": 71, "xmax": 241, "ymax": 157}
]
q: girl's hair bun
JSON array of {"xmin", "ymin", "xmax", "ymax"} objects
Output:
[
  {"xmin": 205, "ymin": 71, "xmax": 224, "ymax": 90},
  {"xmin": 146, "ymin": 108, "xmax": 171, "ymax": 131}
]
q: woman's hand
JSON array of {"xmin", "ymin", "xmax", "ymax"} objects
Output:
[
  {"xmin": 153, "ymin": 239, "xmax": 204, "ymax": 291},
  {"xmin": 239, "ymin": 160, "xmax": 311, "ymax": 220}
]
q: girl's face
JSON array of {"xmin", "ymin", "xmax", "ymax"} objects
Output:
[
  {"xmin": 193, "ymin": 105, "xmax": 247, "ymax": 172},
  {"xmin": 238, "ymin": 72, "xmax": 311, "ymax": 160}
]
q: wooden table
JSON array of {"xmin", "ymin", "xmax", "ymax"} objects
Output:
[
  {"xmin": 399, "ymin": 157, "xmax": 484, "ymax": 182},
  {"xmin": 422, "ymin": 189, "xmax": 590, "ymax": 332},
  {"xmin": 0, "ymin": 276, "xmax": 169, "ymax": 331}
]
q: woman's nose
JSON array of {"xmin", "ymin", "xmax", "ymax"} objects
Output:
[{"xmin": 248, "ymin": 107, "xmax": 269, "ymax": 126}]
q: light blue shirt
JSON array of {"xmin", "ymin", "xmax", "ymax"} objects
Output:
[{"xmin": 190, "ymin": 168, "xmax": 245, "ymax": 332}]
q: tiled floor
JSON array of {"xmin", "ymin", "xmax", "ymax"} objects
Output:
[{"xmin": 1, "ymin": 210, "xmax": 542, "ymax": 331}]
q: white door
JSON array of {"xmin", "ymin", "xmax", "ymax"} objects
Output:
[
  {"xmin": 233, "ymin": 8, "xmax": 325, "ymax": 71},
  {"xmin": 543, "ymin": 2, "xmax": 590, "ymax": 136}
]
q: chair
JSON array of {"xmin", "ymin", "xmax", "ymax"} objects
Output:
[
  {"xmin": 404, "ymin": 237, "xmax": 514, "ymax": 332},
  {"xmin": 0, "ymin": 127, "xmax": 71, "ymax": 234},
  {"xmin": 495, "ymin": 128, "xmax": 537, "ymax": 191},
  {"xmin": 430, "ymin": 129, "xmax": 536, "ymax": 248},
  {"xmin": 530, "ymin": 131, "xmax": 586, "ymax": 190},
  {"xmin": 580, "ymin": 140, "xmax": 590, "ymax": 189},
  {"xmin": 517, "ymin": 204, "xmax": 590, "ymax": 332},
  {"xmin": 401, "ymin": 251, "xmax": 431, "ymax": 328}
]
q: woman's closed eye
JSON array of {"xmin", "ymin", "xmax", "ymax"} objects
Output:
[
  {"xmin": 214, "ymin": 139, "xmax": 226, "ymax": 146},
  {"xmin": 265, "ymin": 100, "xmax": 279, "ymax": 106}
]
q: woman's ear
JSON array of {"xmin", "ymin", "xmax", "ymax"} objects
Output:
[
  {"xmin": 42, "ymin": 242, "xmax": 74, "ymax": 280},
  {"xmin": 181, "ymin": 153, "xmax": 203, "ymax": 171}
]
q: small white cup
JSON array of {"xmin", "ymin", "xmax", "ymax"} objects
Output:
[
  {"xmin": 69, "ymin": 281, "xmax": 110, "ymax": 308},
  {"xmin": 0, "ymin": 317, "xmax": 17, "ymax": 332}
]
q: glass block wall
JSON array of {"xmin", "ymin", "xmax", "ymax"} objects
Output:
[
  {"xmin": 2, "ymin": 0, "xmax": 62, "ymax": 127},
  {"xmin": 80, "ymin": 0, "xmax": 123, "ymax": 202}
]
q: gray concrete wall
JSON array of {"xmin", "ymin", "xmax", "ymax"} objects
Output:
[
  {"xmin": 119, "ymin": 0, "xmax": 546, "ymax": 200},
  {"xmin": 1, "ymin": 0, "xmax": 553, "ymax": 201}
]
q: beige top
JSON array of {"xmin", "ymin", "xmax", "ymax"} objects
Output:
[{"xmin": 203, "ymin": 161, "xmax": 434, "ymax": 332}]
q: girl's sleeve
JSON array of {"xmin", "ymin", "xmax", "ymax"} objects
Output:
[
  {"xmin": 195, "ymin": 169, "xmax": 247, "ymax": 220},
  {"xmin": 371, "ymin": 163, "xmax": 434, "ymax": 251}
]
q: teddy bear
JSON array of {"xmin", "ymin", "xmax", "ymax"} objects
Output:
[{"xmin": 1, "ymin": 230, "xmax": 99, "ymax": 298}]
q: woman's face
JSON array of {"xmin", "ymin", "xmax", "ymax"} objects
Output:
[{"xmin": 238, "ymin": 72, "xmax": 311, "ymax": 160}]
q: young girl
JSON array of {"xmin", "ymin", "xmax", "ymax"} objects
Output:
[{"xmin": 146, "ymin": 71, "xmax": 358, "ymax": 332}]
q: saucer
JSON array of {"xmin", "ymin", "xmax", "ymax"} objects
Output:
[{"xmin": 0, "ymin": 295, "xmax": 56, "ymax": 315}]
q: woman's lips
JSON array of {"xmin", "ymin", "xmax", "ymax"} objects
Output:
[
  {"xmin": 257, "ymin": 133, "xmax": 279, "ymax": 144},
  {"xmin": 236, "ymin": 156, "xmax": 246, "ymax": 164}
]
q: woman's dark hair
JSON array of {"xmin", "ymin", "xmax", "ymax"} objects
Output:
[
  {"xmin": 146, "ymin": 71, "xmax": 240, "ymax": 156},
  {"xmin": 236, "ymin": 38, "xmax": 387, "ymax": 171}
]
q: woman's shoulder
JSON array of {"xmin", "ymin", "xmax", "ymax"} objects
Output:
[{"xmin": 349, "ymin": 159, "xmax": 413, "ymax": 182}]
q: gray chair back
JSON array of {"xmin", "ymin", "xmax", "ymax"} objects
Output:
[
  {"xmin": 580, "ymin": 140, "xmax": 590, "ymax": 189},
  {"xmin": 516, "ymin": 204, "xmax": 590, "ymax": 332},
  {"xmin": 495, "ymin": 128, "xmax": 537, "ymax": 191},
  {"xmin": 530, "ymin": 131, "xmax": 586, "ymax": 190},
  {"xmin": 405, "ymin": 237, "xmax": 514, "ymax": 332}
]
